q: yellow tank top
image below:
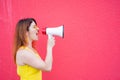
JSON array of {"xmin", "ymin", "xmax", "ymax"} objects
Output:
[{"xmin": 17, "ymin": 46, "xmax": 42, "ymax": 80}]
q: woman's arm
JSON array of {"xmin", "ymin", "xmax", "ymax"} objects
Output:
[{"xmin": 16, "ymin": 36, "xmax": 55, "ymax": 71}]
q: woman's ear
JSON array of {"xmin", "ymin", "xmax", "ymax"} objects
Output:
[
  {"xmin": 25, "ymin": 32, "xmax": 29, "ymax": 43},
  {"xmin": 26, "ymin": 31, "xmax": 29, "ymax": 36}
]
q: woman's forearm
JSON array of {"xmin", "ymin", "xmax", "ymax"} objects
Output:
[{"xmin": 45, "ymin": 46, "xmax": 53, "ymax": 71}]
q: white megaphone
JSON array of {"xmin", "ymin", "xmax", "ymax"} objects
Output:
[{"xmin": 42, "ymin": 25, "xmax": 64, "ymax": 39}]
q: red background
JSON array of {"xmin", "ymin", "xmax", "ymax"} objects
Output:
[{"xmin": 0, "ymin": 0, "xmax": 120, "ymax": 80}]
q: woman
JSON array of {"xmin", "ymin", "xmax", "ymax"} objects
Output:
[{"xmin": 13, "ymin": 18, "xmax": 55, "ymax": 80}]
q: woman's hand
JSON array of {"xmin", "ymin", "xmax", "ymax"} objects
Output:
[{"xmin": 47, "ymin": 35, "xmax": 55, "ymax": 48}]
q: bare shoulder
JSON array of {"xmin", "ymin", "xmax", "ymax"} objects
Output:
[
  {"xmin": 17, "ymin": 48, "xmax": 28, "ymax": 56},
  {"xmin": 16, "ymin": 48, "xmax": 33, "ymax": 65},
  {"xmin": 17, "ymin": 47, "xmax": 35, "ymax": 58}
]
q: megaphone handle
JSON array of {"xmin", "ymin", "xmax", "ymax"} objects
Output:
[{"xmin": 48, "ymin": 34, "xmax": 53, "ymax": 39}]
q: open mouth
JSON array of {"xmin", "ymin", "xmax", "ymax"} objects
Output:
[
  {"xmin": 36, "ymin": 32, "xmax": 38, "ymax": 36},
  {"xmin": 36, "ymin": 30, "xmax": 39, "ymax": 36}
]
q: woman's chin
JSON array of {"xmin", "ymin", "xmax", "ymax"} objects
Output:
[
  {"xmin": 33, "ymin": 37, "xmax": 39, "ymax": 41},
  {"xmin": 35, "ymin": 38, "xmax": 39, "ymax": 40}
]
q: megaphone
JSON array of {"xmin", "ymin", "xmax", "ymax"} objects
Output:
[{"xmin": 42, "ymin": 25, "xmax": 64, "ymax": 39}]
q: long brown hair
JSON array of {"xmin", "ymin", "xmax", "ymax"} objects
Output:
[{"xmin": 13, "ymin": 18, "xmax": 37, "ymax": 63}]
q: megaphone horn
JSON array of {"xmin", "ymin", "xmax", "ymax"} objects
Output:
[{"xmin": 42, "ymin": 25, "xmax": 64, "ymax": 38}]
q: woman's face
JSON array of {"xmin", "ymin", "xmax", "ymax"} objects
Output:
[{"xmin": 27, "ymin": 21, "xmax": 39, "ymax": 41}]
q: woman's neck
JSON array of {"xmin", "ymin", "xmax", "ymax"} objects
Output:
[{"xmin": 27, "ymin": 39, "xmax": 33, "ymax": 49}]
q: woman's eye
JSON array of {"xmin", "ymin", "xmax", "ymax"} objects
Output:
[{"xmin": 33, "ymin": 26, "xmax": 36, "ymax": 28}]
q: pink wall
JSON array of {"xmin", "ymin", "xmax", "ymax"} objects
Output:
[{"xmin": 0, "ymin": 0, "xmax": 120, "ymax": 80}]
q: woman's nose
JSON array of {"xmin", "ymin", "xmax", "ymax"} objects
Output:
[
  {"xmin": 36, "ymin": 27, "xmax": 39, "ymax": 32},
  {"xmin": 36, "ymin": 26, "xmax": 39, "ymax": 30},
  {"xmin": 37, "ymin": 27, "xmax": 39, "ymax": 30}
]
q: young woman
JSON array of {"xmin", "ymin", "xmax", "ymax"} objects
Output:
[{"xmin": 13, "ymin": 18, "xmax": 55, "ymax": 80}]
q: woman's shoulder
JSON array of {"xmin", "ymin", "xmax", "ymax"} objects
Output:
[
  {"xmin": 17, "ymin": 46, "xmax": 30, "ymax": 56},
  {"xmin": 17, "ymin": 46, "xmax": 38, "ymax": 58},
  {"xmin": 18, "ymin": 46, "xmax": 26, "ymax": 51},
  {"xmin": 16, "ymin": 46, "xmax": 30, "ymax": 65}
]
